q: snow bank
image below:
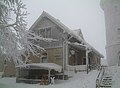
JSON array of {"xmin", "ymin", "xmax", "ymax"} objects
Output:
[
  {"xmin": 111, "ymin": 66, "xmax": 120, "ymax": 88},
  {"xmin": 0, "ymin": 70, "xmax": 99, "ymax": 88}
]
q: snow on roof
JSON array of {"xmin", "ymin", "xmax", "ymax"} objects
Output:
[
  {"xmin": 16, "ymin": 63, "xmax": 62, "ymax": 72},
  {"xmin": 70, "ymin": 42, "xmax": 104, "ymax": 58},
  {"xmin": 72, "ymin": 29, "xmax": 84, "ymax": 40},
  {"xmin": 29, "ymin": 11, "xmax": 104, "ymax": 58}
]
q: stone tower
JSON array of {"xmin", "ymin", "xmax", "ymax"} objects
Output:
[{"xmin": 100, "ymin": 0, "xmax": 120, "ymax": 66}]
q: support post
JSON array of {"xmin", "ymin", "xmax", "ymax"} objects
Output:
[
  {"xmin": 48, "ymin": 70, "xmax": 51, "ymax": 83},
  {"xmin": 66, "ymin": 41, "xmax": 68, "ymax": 68},
  {"xmin": 86, "ymin": 47, "xmax": 89, "ymax": 74},
  {"xmin": 63, "ymin": 40, "xmax": 69, "ymax": 80},
  {"xmin": 63, "ymin": 41, "xmax": 66, "ymax": 80},
  {"xmin": 86, "ymin": 46, "xmax": 92, "ymax": 74}
]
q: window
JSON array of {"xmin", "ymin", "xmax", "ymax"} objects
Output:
[
  {"xmin": 46, "ymin": 28, "xmax": 51, "ymax": 38},
  {"xmin": 41, "ymin": 53, "xmax": 47, "ymax": 63},
  {"xmin": 40, "ymin": 29, "xmax": 45, "ymax": 37},
  {"xmin": 39, "ymin": 27, "xmax": 52, "ymax": 38},
  {"xmin": 41, "ymin": 57, "xmax": 47, "ymax": 63}
]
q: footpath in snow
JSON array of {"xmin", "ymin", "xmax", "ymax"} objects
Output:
[{"xmin": 0, "ymin": 70, "xmax": 99, "ymax": 88}]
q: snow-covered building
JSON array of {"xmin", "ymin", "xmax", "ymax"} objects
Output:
[
  {"xmin": 100, "ymin": 0, "xmax": 120, "ymax": 66},
  {"xmin": 28, "ymin": 11, "xmax": 103, "ymax": 71},
  {"xmin": 14, "ymin": 11, "xmax": 104, "ymax": 84},
  {"xmin": 3, "ymin": 12, "xmax": 104, "ymax": 82}
]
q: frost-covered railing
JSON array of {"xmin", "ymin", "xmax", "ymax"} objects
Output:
[
  {"xmin": 66, "ymin": 65, "xmax": 87, "ymax": 72},
  {"xmin": 96, "ymin": 66, "xmax": 105, "ymax": 88}
]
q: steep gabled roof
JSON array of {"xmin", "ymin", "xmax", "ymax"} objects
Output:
[
  {"xmin": 29, "ymin": 11, "xmax": 104, "ymax": 58},
  {"xmin": 29, "ymin": 11, "xmax": 85, "ymax": 43}
]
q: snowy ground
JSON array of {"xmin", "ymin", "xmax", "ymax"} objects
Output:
[
  {"xmin": 112, "ymin": 66, "xmax": 120, "ymax": 88},
  {"xmin": 102, "ymin": 66, "xmax": 120, "ymax": 88},
  {"xmin": 0, "ymin": 70, "xmax": 99, "ymax": 88}
]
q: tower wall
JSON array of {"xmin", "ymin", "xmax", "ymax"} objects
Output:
[{"xmin": 100, "ymin": 0, "xmax": 120, "ymax": 66}]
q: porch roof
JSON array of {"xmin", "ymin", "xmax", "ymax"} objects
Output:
[
  {"xmin": 68, "ymin": 42, "xmax": 104, "ymax": 58},
  {"xmin": 16, "ymin": 63, "xmax": 62, "ymax": 72},
  {"xmin": 68, "ymin": 42, "xmax": 86, "ymax": 50}
]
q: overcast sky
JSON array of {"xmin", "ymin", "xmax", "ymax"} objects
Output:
[{"xmin": 22, "ymin": 0, "xmax": 106, "ymax": 58}]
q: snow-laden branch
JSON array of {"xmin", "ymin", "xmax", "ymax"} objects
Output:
[
  {"xmin": 27, "ymin": 32, "xmax": 58, "ymax": 42},
  {"xmin": 0, "ymin": 0, "xmax": 57, "ymax": 66}
]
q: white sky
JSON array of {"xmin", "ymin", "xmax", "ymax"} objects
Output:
[{"xmin": 22, "ymin": 0, "xmax": 106, "ymax": 58}]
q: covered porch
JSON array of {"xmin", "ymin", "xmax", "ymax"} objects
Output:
[{"xmin": 64, "ymin": 42, "xmax": 101, "ymax": 73}]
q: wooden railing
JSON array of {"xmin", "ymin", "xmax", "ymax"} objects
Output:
[
  {"xmin": 66, "ymin": 65, "xmax": 87, "ymax": 72},
  {"xmin": 96, "ymin": 65, "xmax": 105, "ymax": 88}
]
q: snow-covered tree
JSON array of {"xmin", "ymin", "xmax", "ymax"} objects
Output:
[{"xmin": 0, "ymin": 0, "xmax": 56, "ymax": 66}]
